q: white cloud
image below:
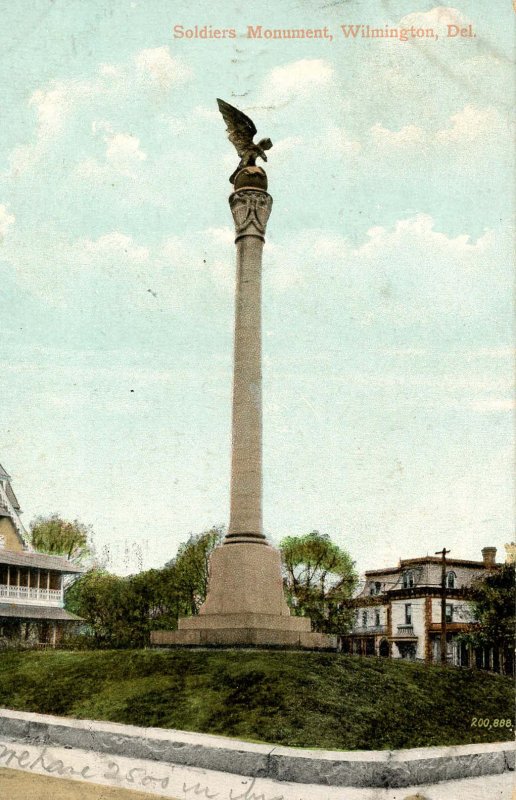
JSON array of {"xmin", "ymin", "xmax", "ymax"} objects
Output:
[
  {"xmin": 266, "ymin": 136, "xmax": 306, "ymax": 167},
  {"xmin": 0, "ymin": 205, "xmax": 15, "ymax": 239},
  {"xmin": 2, "ymin": 211, "xmax": 510, "ymax": 332},
  {"xmin": 30, "ymin": 86, "xmax": 72, "ymax": 139},
  {"xmin": 370, "ymin": 123, "xmax": 426, "ymax": 148},
  {"xmin": 364, "ymin": 105, "xmax": 508, "ymax": 157},
  {"xmin": 7, "ymin": 48, "xmax": 191, "ymax": 178},
  {"xmin": 98, "ymin": 63, "xmax": 125, "ymax": 81},
  {"xmin": 272, "ymin": 136, "xmax": 303, "ymax": 155},
  {"xmin": 9, "ymin": 76, "xmax": 110, "ymax": 177},
  {"xmin": 2, "ymin": 223, "xmax": 236, "ymax": 311},
  {"xmin": 356, "ymin": 213, "xmax": 492, "ymax": 259},
  {"xmin": 167, "ymin": 116, "xmax": 189, "ymax": 135},
  {"xmin": 435, "ymin": 105, "xmax": 507, "ymax": 144},
  {"xmin": 400, "ymin": 6, "xmax": 468, "ymax": 29},
  {"xmin": 78, "ymin": 232, "xmax": 149, "ymax": 268},
  {"xmin": 135, "ymin": 47, "xmax": 191, "ymax": 88},
  {"xmin": 193, "ymin": 105, "xmax": 220, "ymax": 122},
  {"xmin": 75, "ymin": 157, "xmax": 107, "ymax": 181},
  {"xmin": 264, "ymin": 213, "xmax": 509, "ymax": 331},
  {"xmin": 323, "ymin": 126, "xmax": 361, "ymax": 156},
  {"xmin": 104, "ymin": 132, "xmax": 147, "ymax": 174},
  {"xmin": 469, "ymin": 398, "xmax": 515, "ymax": 413},
  {"xmin": 76, "ymin": 125, "xmax": 147, "ymax": 180},
  {"xmin": 260, "ymin": 59, "xmax": 334, "ymax": 105}
]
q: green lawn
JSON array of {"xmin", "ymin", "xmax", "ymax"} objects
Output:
[{"xmin": 0, "ymin": 650, "xmax": 512, "ymax": 750}]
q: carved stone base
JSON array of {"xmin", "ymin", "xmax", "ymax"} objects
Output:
[
  {"xmin": 199, "ymin": 543, "xmax": 290, "ymax": 617},
  {"xmin": 150, "ymin": 543, "xmax": 336, "ymax": 650}
]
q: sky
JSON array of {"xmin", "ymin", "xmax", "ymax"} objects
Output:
[{"xmin": 0, "ymin": 1, "xmax": 513, "ymax": 576}]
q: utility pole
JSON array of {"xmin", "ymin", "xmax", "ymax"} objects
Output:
[{"xmin": 436, "ymin": 548, "xmax": 450, "ymax": 665}]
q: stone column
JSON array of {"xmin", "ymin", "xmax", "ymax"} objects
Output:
[{"xmin": 225, "ymin": 183, "xmax": 272, "ymax": 544}]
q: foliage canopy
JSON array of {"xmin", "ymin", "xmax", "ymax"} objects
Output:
[
  {"xmin": 280, "ymin": 530, "xmax": 357, "ymax": 633},
  {"xmin": 29, "ymin": 514, "xmax": 93, "ymax": 564}
]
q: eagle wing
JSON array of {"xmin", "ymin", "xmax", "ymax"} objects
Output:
[{"xmin": 217, "ymin": 98, "xmax": 257, "ymax": 157}]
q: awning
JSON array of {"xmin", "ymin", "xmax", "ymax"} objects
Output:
[{"xmin": 0, "ymin": 604, "xmax": 82, "ymax": 621}]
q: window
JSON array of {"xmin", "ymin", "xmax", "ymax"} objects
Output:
[
  {"xmin": 405, "ymin": 604, "xmax": 412, "ymax": 624},
  {"xmin": 374, "ymin": 609, "xmax": 381, "ymax": 627},
  {"xmin": 402, "ymin": 571, "xmax": 414, "ymax": 589},
  {"xmin": 0, "ymin": 535, "xmax": 4, "ymax": 549},
  {"xmin": 446, "ymin": 571, "xmax": 456, "ymax": 589},
  {"xmin": 446, "ymin": 604, "xmax": 453, "ymax": 623},
  {"xmin": 362, "ymin": 611, "xmax": 368, "ymax": 627}
]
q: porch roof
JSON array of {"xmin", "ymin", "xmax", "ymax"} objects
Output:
[
  {"xmin": 0, "ymin": 604, "xmax": 82, "ymax": 621},
  {"xmin": 0, "ymin": 550, "xmax": 83, "ymax": 573}
]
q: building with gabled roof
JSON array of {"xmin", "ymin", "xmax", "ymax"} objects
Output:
[{"xmin": 0, "ymin": 463, "xmax": 82, "ymax": 647}]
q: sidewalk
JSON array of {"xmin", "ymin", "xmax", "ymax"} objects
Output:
[
  {"xmin": 0, "ymin": 768, "xmax": 179, "ymax": 800},
  {"xmin": 0, "ymin": 764, "xmax": 513, "ymax": 800}
]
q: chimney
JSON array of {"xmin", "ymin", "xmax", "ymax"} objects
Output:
[{"xmin": 481, "ymin": 547, "xmax": 497, "ymax": 568}]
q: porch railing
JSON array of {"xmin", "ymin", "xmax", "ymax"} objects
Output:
[{"xmin": 0, "ymin": 584, "xmax": 62, "ymax": 605}]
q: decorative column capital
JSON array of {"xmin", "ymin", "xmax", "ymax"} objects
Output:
[{"xmin": 229, "ymin": 190, "xmax": 273, "ymax": 242}]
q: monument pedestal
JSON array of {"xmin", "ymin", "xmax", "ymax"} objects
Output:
[{"xmin": 152, "ymin": 543, "xmax": 335, "ymax": 649}]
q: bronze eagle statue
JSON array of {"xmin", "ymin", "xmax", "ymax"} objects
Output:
[{"xmin": 217, "ymin": 98, "xmax": 273, "ymax": 184}]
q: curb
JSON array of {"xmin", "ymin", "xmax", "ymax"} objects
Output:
[{"xmin": 0, "ymin": 709, "xmax": 513, "ymax": 789}]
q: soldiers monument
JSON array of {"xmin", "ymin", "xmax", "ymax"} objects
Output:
[{"xmin": 152, "ymin": 101, "xmax": 334, "ymax": 649}]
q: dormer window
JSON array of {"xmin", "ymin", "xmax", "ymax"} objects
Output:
[
  {"xmin": 369, "ymin": 581, "xmax": 381, "ymax": 596},
  {"xmin": 0, "ymin": 535, "xmax": 4, "ymax": 549},
  {"xmin": 402, "ymin": 571, "xmax": 414, "ymax": 589},
  {"xmin": 446, "ymin": 571, "xmax": 456, "ymax": 589}
]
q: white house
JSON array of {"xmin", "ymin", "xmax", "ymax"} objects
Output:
[
  {"xmin": 342, "ymin": 547, "xmax": 499, "ymax": 668},
  {"xmin": 0, "ymin": 463, "xmax": 82, "ymax": 646}
]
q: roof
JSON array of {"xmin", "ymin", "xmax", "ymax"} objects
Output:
[
  {"xmin": 0, "ymin": 465, "xmax": 21, "ymax": 511},
  {"xmin": 348, "ymin": 586, "xmax": 474, "ymax": 606},
  {"xmin": 365, "ymin": 557, "xmax": 493, "ymax": 576},
  {"xmin": 0, "ymin": 604, "xmax": 82, "ymax": 621},
  {"xmin": 4, "ymin": 482, "xmax": 20, "ymax": 511},
  {"xmin": 0, "ymin": 550, "xmax": 83, "ymax": 573}
]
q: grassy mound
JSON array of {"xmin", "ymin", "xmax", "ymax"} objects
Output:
[{"xmin": 0, "ymin": 650, "xmax": 512, "ymax": 750}]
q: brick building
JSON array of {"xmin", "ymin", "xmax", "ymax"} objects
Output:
[
  {"xmin": 342, "ymin": 547, "xmax": 500, "ymax": 668},
  {"xmin": 0, "ymin": 463, "xmax": 82, "ymax": 646}
]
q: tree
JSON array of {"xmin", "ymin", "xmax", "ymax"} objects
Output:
[
  {"xmin": 464, "ymin": 563, "xmax": 515, "ymax": 675},
  {"xmin": 280, "ymin": 531, "xmax": 357, "ymax": 633},
  {"xmin": 168, "ymin": 526, "xmax": 225, "ymax": 615},
  {"xmin": 65, "ymin": 568, "xmax": 168, "ymax": 648},
  {"xmin": 29, "ymin": 514, "xmax": 94, "ymax": 565},
  {"xmin": 65, "ymin": 570, "xmax": 126, "ymax": 646},
  {"xmin": 65, "ymin": 526, "xmax": 226, "ymax": 648}
]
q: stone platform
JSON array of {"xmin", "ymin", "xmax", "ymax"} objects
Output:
[
  {"xmin": 151, "ymin": 542, "xmax": 336, "ymax": 650},
  {"xmin": 151, "ymin": 617, "xmax": 333, "ymax": 649}
]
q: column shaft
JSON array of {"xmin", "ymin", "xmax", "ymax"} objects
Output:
[
  {"xmin": 226, "ymin": 188, "xmax": 272, "ymax": 543},
  {"xmin": 228, "ymin": 234, "xmax": 264, "ymax": 539}
]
